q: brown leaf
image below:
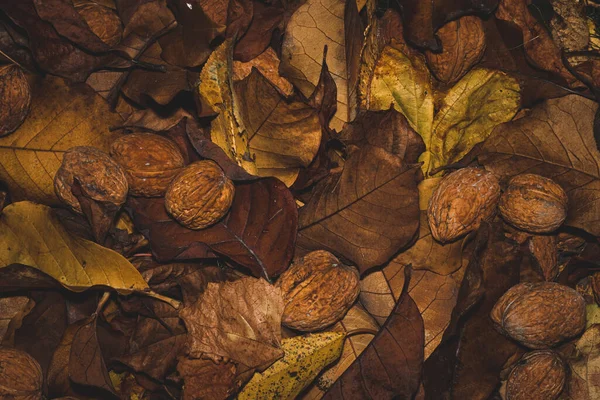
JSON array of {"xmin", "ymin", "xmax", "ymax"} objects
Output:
[
  {"xmin": 179, "ymin": 277, "xmax": 284, "ymax": 368},
  {"xmin": 127, "ymin": 177, "xmax": 297, "ymax": 279},
  {"xmin": 177, "ymin": 357, "xmax": 237, "ymax": 400},
  {"xmin": 478, "ymin": 95, "xmax": 600, "ymax": 236},
  {"xmin": 528, "ymin": 235, "xmax": 559, "ymax": 281},
  {"xmin": 116, "ymin": 0, "xmax": 175, "ymax": 40},
  {"xmin": 323, "ymin": 267, "xmax": 424, "ymax": 399},
  {"xmin": 565, "ymin": 324, "xmax": 600, "ymax": 399},
  {"xmin": 233, "ymin": 47, "xmax": 294, "ymax": 97},
  {"xmin": 425, "ymin": 16, "xmax": 486, "ymax": 84},
  {"xmin": 0, "ymin": 296, "xmax": 32, "ymax": 343},
  {"xmin": 298, "ymin": 145, "xmax": 422, "ymax": 274}
]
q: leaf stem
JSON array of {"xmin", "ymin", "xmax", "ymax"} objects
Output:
[{"xmin": 345, "ymin": 328, "xmax": 379, "ymax": 338}]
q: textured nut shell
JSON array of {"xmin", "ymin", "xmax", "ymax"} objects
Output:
[
  {"xmin": 425, "ymin": 16, "xmax": 486, "ymax": 84},
  {"xmin": 0, "ymin": 347, "xmax": 43, "ymax": 400},
  {"xmin": 54, "ymin": 146, "xmax": 128, "ymax": 213},
  {"xmin": 491, "ymin": 282, "xmax": 586, "ymax": 349},
  {"xmin": 499, "ymin": 174, "xmax": 568, "ymax": 233},
  {"xmin": 428, "ymin": 167, "xmax": 501, "ymax": 243},
  {"xmin": 276, "ymin": 250, "xmax": 360, "ymax": 332},
  {"xmin": 0, "ymin": 65, "xmax": 31, "ymax": 137},
  {"xmin": 165, "ymin": 161, "xmax": 235, "ymax": 230},
  {"xmin": 506, "ymin": 350, "xmax": 566, "ymax": 400},
  {"xmin": 76, "ymin": 3, "xmax": 123, "ymax": 47},
  {"xmin": 110, "ymin": 133, "xmax": 185, "ymax": 197}
]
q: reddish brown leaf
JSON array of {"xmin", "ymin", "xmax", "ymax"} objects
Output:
[{"xmin": 177, "ymin": 357, "xmax": 237, "ymax": 400}]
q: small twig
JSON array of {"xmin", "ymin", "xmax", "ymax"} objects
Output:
[
  {"xmin": 345, "ymin": 328, "xmax": 379, "ymax": 338},
  {"xmin": 96, "ymin": 292, "xmax": 111, "ymax": 315},
  {"xmin": 0, "ymin": 49, "xmax": 22, "ymax": 69}
]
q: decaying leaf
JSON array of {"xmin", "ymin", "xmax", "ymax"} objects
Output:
[
  {"xmin": 233, "ymin": 47, "xmax": 294, "ymax": 97},
  {"xmin": 566, "ymin": 324, "xmax": 600, "ymax": 399},
  {"xmin": 0, "ymin": 296, "xmax": 32, "ymax": 342},
  {"xmin": 180, "ymin": 277, "xmax": 284, "ymax": 368},
  {"xmin": 238, "ymin": 332, "xmax": 345, "ymax": 400},
  {"xmin": 177, "ymin": 357, "xmax": 237, "ymax": 400}
]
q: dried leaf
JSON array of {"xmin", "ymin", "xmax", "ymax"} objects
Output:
[
  {"xmin": 239, "ymin": 332, "xmax": 345, "ymax": 400},
  {"xmin": 0, "ymin": 202, "xmax": 148, "ymax": 294},
  {"xmin": 478, "ymin": 95, "xmax": 600, "ymax": 236},
  {"xmin": 0, "ymin": 76, "xmax": 123, "ymax": 205},
  {"xmin": 233, "ymin": 47, "xmax": 294, "ymax": 97},
  {"xmin": 297, "ymin": 145, "xmax": 421, "ymax": 274},
  {"xmin": 549, "ymin": 0, "xmax": 590, "ymax": 52},
  {"xmin": 323, "ymin": 267, "xmax": 424, "ymax": 399},
  {"xmin": 180, "ymin": 277, "xmax": 284, "ymax": 368},
  {"xmin": 0, "ymin": 296, "xmax": 32, "ymax": 342},
  {"xmin": 127, "ymin": 178, "xmax": 298, "ymax": 279},
  {"xmin": 177, "ymin": 357, "xmax": 236, "ymax": 400},
  {"xmin": 565, "ymin": 324, "xmax": 600, "ymax": 399},
  {"xmin": 280, "ymin": 0, "xmax": 364, "ymax": 131}
]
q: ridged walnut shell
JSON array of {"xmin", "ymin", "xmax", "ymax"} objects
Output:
[
  {"xmin": 506, "ymin": 350, "xmax": 566, "ymax": 400},
  {"xmin": 110, "ymin": 133, "xmax": 185, "ymax": 197},
  {"xmin": 165, "ymin": 160, "xmax": 234, "ymax": 230},
  {"xmin": 428, "ymin": 167, "xmax": 500, "ymax": 243},
  {"xmin": 491, "ymin": 282, "xmax": 586, "ymax": 349},
  {"xmin": 275, "ymin": 250, "xmax": 360, "ymax": 332},
  {"xmin": 499, "ymin": 174, "xmax": 568, "ymax": 233},
  {"xmin": 75, "ymin": 2, "xmax": 123, "ymax": 47},
  {"xmin": 54, "ymin": 146, "xmax": 128, "ymax": 214},
  {"xmin": 0, "ymin": 347, "xmax": 43, "ymax": 400},
  {"xmin": 0, "ymin": 65, "xmax": 31, "ymax": 137}
]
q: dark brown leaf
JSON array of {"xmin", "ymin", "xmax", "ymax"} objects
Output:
[
  {"xmin": 0, "ymin": 296, "xmax": 33, "ymax": 344},
  {"xmin": 177, "ymin": 357, "xmax": 236, "ymax": 400}
]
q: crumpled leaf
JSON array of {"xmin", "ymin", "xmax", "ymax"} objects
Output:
[
  {"xmin": 425, "ymin": 68, "xmax": 520, "ymax": 174},
  {"xmin": 565, "ymin": 324, "xmax": 600, "ymax": 399},
  {"xmin": 478, "ymin": 95, "xmax": 600, "ymax": 236},
  {"xmin": 323, "ymin": 267, "xmax": 424, "ymax": 399},
  {"xmin": 179, "ymin": 277, "xmax": 284, "ymax": 368},
  {"xmin": 0, "ymin": 202, "xmax": 148, "ymax": 294},
  {"xmin": 549, "ymin": 0, "xmax": 590, "ymax": 52},
  {"xmin": 297, "ymin": 145, "xmax": 422, "ymax": 274},
  {"xmin": 238, "ymin": 332, "xmax": 345, "ymax": 400},
  {"xmin": 233, "ymin": 47, "xmax": 294, "ymax": 97},
  {"xmin": 280, "ymin": 0, "xmax": 364, "ymax": 131},
  {"xmin": 0, "ymin": 75, "xmax": 123, "ymax": 205},
  {"xmin": 127, "ymin": 177, "xmax": 297, "ymax": 279}
]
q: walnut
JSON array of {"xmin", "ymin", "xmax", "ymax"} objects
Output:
[
  {"xmin": 275, "ymin": 250, "xmax": 360, "ymax": 332},
  {"xmin": 75, "ymin": 2, "xmax": 123, "ymax": 47},
  {"xmin": 0, "ymin": 347, "xmax": 43, "ymax": 400},
  {"xmin": 499, "ymin": 174, "xmax": 568, "ymax": 233},
  {"xmin": 165, "ymin": 161, "xmax": 235, "ymax": 230},
  {"xmin": 54, "ymin": 146, "xmax": 128, "ymax": 214},
  {"xmin": 506, "ymin": 350, "xmax": 566, "ymax": 400},
  {"xmin": 0, "ymin": 65, "xmax": 31, "ymax": 137},
  {"xmin": 491, "ymin": 282, "xmax": 586, "ymax": 349},
  {"xmin": 110, "ymin": 133, "xmax": 185, "ymax": 197},
  {"xmin": 428, "ymin": 167, "xmax": 501, "ymax": 243}
]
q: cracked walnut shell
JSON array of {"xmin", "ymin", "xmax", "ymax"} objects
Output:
[
  {"xmin": 499, "ymin": 174, "xmax": 568, "ymax": 233},
  {"xmin": 276, "ymin": 250, "xmax": 360, "ymax": 332},
  {"xmin": 506, "ymin": 350, "xmax": 566, "ymax": 400},
  {"xmin": 165, "ymin": 160, "xmax": 235, "ymax": 230},
  {"xmin": 428, "ymin": 167, "xmax": 501, "ymax": 243},
  {"xmin": 110, "ymin": 133, "xmax": 185, "ymax": 197},
  {"xmin": 0, "ymin": 347, "xmax": 43, "ymax": 400},
  {"xmin": 54, "ymin": 146, "xmax": 128, "ymax": 214},
  {"xmin": 491, "ymin": 282, "xmax": 586, "ymax": 349}
]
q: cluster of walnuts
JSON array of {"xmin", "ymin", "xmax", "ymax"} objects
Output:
[{"xmin": 427, "ymin": 167, "xmax": 584, "ymax": 400}]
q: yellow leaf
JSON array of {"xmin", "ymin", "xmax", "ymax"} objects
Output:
[
  {"xmin": 0, "ymin": 201, "xmax": 148, "ymax": 294},
  {"xmin": 0, "ymin": 76, "xmax": 123, "ymax": 205},
  {"xmin": 428, "ymin": 68, "xmax": 520, "ymax": 174},
  {"xmin": 368, "ymin": 45, "xmax": 434, "ymax": 146},
  {"xmin": 587, "ymin": 304, "xmax": 600, "ymax": 329},
  {"xmin": 238, "ymin": 332, "xmax": 345, "ymax": 400}
]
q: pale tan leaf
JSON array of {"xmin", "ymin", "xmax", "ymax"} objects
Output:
[{"xmin": 233, "ymin": 48, "xmax": 294, "ymax": 97}]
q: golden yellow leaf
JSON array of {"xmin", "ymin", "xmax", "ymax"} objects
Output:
[
  {"xmin": 368, "ymin": 45, "xmax": 434, "ymax": 145},
  {"xmin": 427, "ymin": 68, "xmax": 520, "ymax": 174},
  {"xmin": 238, "ymin": 332, "xmax": 345, "ymax": 400},
  {"xmin": 0, "ymin": 76, "xmax": 123, "ymax": 205},
  {"xmin": 0, "ymin": 201, "xmax": 148, "ymax": 294}
]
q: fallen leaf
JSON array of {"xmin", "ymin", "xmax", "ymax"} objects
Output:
[
  {"xmin": 179, "ymin": 277, "xmax": 284, "ymax": 368},
  {"xmin": 478, "ymin": 95, "xmax": 600, "ymax": 236},
  {"xmin": 528, "ymin": 234, "xmax": 559, "ymax": 281},
  {"xmin": 239, "ymin": 332, "xmax": 345, "ymax": 400},
  {"xmin": 549, "ymin": 0, "xmax": 590, "ymax": 52},
  {"xmin": 116, "ymin": 0, "xmax": 175, "ymax": 40},
  {"xmin": 233, "ymin": 47, "xmax": 294, "ymax": 97},
  {"xmin": 280, "ymin": 0, "xmax": 364, "ymax": 131},
  {"xmin": 323, "ymin": 267, "xmax": 424, "ymax": 399},
  {"xmin": 298, "ymin": 145, "xmax": 422, "ymax": 274},
  {"xmin": 127, "ymin": 178, "xmax": 298, "ymax": 279},
  {"xmin": 425, "ymin": 16, "xmax": 486, "ymax": 84},
  {"xmin": 0, "ymin": 202, "xmax": 148, "ymax": 294},
  {"xmin": 122, "ymin": 108, "xmax": 193, "ymax": 133},
  {"xmin": 0, "ymin": 75, "xmax": 123, "ymax": 205},
  {"xmin": 0, "ymin": 296, "xmax": 32, "ymax": 342},
  {"xmin": 177, "ymin": 357, "xmax": 237, "ymax": 400},
  {"xmin": 565, "ymin": 324, "xmax": 600, "ymax": 399}
]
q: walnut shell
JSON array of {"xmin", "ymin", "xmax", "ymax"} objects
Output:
[
  {"xmin": 491, "ymin": 282, "xmax": 586, "ymax": 349},
  {"xmin": 499, "ymin": 174, "xmax": 568, "ymax": 233},
  {"xmin": 165, "ymin": 161, "xmax": 235, "ymax": 230},
  {"xmin": 275, "ymin": 250, "xmax": 360, "ymax": 332},
  {"xmin": 428, "ymin": 167, "xmax": 501, "ymax": 243},
  {"xmin": 0, "ymin": 65, "xmax": 31, "ymax": 137},
  {"xmin": 506, "ymin": 350, "xmax": 566, "ymax": 400},
  {"xmin": 110, "ymin": 133, "xmax": 185, "ymax": 197},
  {"xmin": 54, "ymin": 146, "xmax": 128, "ymax": 214},
  {"xmin": 0, "ymin": 347, "xmax": 43, "ymax": 400},
  {"xmin": 75, "ymin": 2, "xmax": 123, "ymax": 47}
]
